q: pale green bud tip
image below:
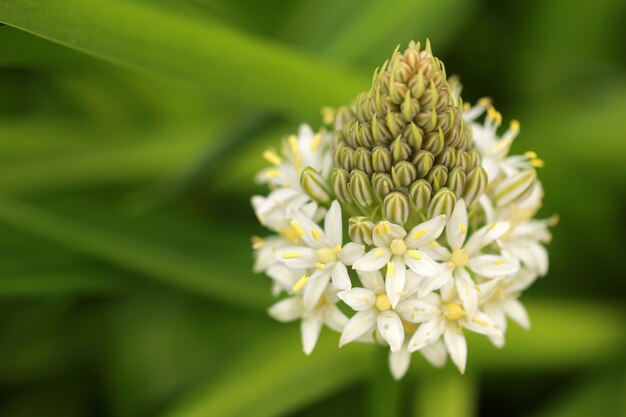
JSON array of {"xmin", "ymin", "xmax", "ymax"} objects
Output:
[
  {"xmin": 349, "ymin": 216, "xmax": 374, "ymax": 245},
  {"xmin": 300, "ymin": 167, "xmax": 331, "ymax": 204},
  {"xmin": 493, "ymin": 169, "xmax": 537, "ymax": 207},
  {"xmin": 349, "ymin": 170, "xmax": 375, "ymax": 209},
  {"xmin": 384, "ymin": 192, "xmax": 410, "ymax": 225},
  {"xmin": 427, "ymin": 187, "xmax": 456, "ymax": 219},
  {"xmin": 409, "ymin": 179, "xmax": 432, "ymax": 212},
  {"xmin": 331, "ymin": 168, "xmax": 352, "ymax": 205}
]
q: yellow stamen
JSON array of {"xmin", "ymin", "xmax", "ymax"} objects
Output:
[
  {"xmin": 460, "ymin": 223, "xmax": 467, "ymax": 233},
  {"xmin": 463, "ymin": 102, "xmax": 471, "ymax": 111},
  {"xmin": 282, "ymin": 252, "xmax": 300, "ymax": 259},
  {"xmin": 531, "ymin": 158, "xmax": 545, "ymax": 168},
  {"xmin": 429, "ymin": 241, "xmax": 437, "ymax": 248},
  {"xmin": 444, "ymin": 303, "xmax": 465, "ymax": 320},
  {"xmin": 487, "ymin": 224, "xmax": 496, "ymax": 231},
  {"xmin": 386, "ymin": 261, "xmax": 395, "ymax": 277},
  {"xmin": 375, "ymin": 249, "xmax": 386, "ymax": 257},
  {"xmin": 288, "ymin": 135, "xmax": 299, "ymax": 154},
  {"xmin": 495, "ymin": 259, "xmax": 505, "ymax": 265},
  {"xmin": 264, "ymin": 169, "xmax": 282, "ymax": 179},
  {"xmin": 510, "ymin": 119, "xmax": 520, "ymax": 131},
  {"xmin": 412, "ymin": 228, "xmax": 427, "ymax": 240},
  {"xmin": 384, "ymin": 223, "xmax": 392, "ymax": 234},
  {"xmin": 473, "ymin": 318, "xmax": 489, "ymax": 327},
  {"xmin": 448, "ymin": 261, "xmax": 456, "ymax": 269},
  {"xmin": 375, "ymin": 294, "xmax": 391, "ymax": 312},
  {"xmin": 262, "ymin": 150, "xmax": 282, "ymax": 165},
  {"xmin": 251, "ymin": 236, "xmax": 264, "ymax": 250},
  {"xmin": 315, "ymin": 262, "xmax": 325, "ymax": 270},
  {"xmin": 310, "ymin": 133, "xmax": 322, "ymax": 152},
  {"xmin": 292, "ymin": 275, "xmax": 309, "ymax": 292},
  {"xmin": 407, "ymin": 250, "xmax": 423, "ymax": 260},
  {"xmin": 477, "ymin": 97, "xmax": 492, "ymax": 107},
  {"xmin": 321, "ymin": 107, "xmax": 335, "ymax": 125},
  {"xmin": 332, "ymin": 246, "xmax": 342, "ymax": 254},
  {"xmin": 524, "ymin": 151, "xmax": 538, "ymax": 159},
  {"xmin": 311, "ymin": 229, "xmax": 321, "ymax": 241},
  {"xmin": 289, "ymin": 220, "xmax": 304, "ymax": 236}
]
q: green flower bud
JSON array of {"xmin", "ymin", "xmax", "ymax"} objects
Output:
[
  {"xmin": 455, "ymin": 150, "xmax": 469, "ymax": 171},
  {"xmin": 384, "ymin": 192, "xmax": 410, "ymax": 225},
  {"xmin": 331, "ymin": 168, "xmax": 352, "ymax": 205},
  {"xmin": 408, "ymin": 179, "xmax": 432, "ymax": 212},
  {"xmin": 372, "ymin": 146, "xmax": 392, "ymax": 173},
  {"xmin": 435, "ymin": 147, "xmax": 457, "ymax": 168},
  {"xmin": 446, "ymin": 167, "xmax": 466, "ymax": 196},
  {"xmin": 338, "ymin": 146, "xmax": 354, "ymax": 171},
  {"xmin": 372, "ymin": 173, "xmax": 394, "ymax": 200},
  {"xmin": 401, "ymin": 91, "xmax": 419, "ymax": 122},
  {"xmin": 354, "ymin": 147, "xmax": 373, "ymax": 175},
  {"xmin": 349, "ymin": 216, "xmax": 374, "ymax": 245},
  {"xmin": 404, "ymin": 122, "xmax": 423, "ymax": 149},
  {"xmin": 427, "ymin": 187, "xmax": 456, "ymax": 219},
  {"xmin": 390, "ymin": 136, "xmax": 412, "ymax": 163},
  {"xmin": 425, "ymin": 165, "xmax": 448, "ymax": 192},
  {"xmin": 349, "ymin": 169, "xmax": 375, "ymax": 209},
  {"xmin": 411, "ymin": 150, "xmax": 434, "ymax": 178},
  {"xmin": 391, "ymin": 161, "xmax": 417, "ymax": 188},
  {"xmin": 423, "ymin": 128, "xmax": 445, "ymax": 155},
  {"xmin": 300, "ymin": 167, "xmax": 331, "ymax": 204},
  {"xmin": 493, "ymin": 169, "xmax": 537, "ymax": 207},
  {"xmin": 463, "ymin": 166, "xmax": 488, "ymax": 207},
  {"xmin": 468, "ymin": 148, "xmax": 481, "ymax": 170}
]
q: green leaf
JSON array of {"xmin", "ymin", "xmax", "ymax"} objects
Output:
[
  {"xmin": 414, "ymin": 372, "xmax": 477, "ymax": 417},
  {"xmin": 0, "ymin": 0, "xmax": 367, "ymax": 119},
  {"xmin": 0, "ymin": 271, "xmax": 127, "ymax": 296}
]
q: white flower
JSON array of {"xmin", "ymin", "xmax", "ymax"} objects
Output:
[
  {"xmin": 388, "ymin": 339, "xmax": 447, "ymax": 380},
  {"xmin": 337, "ymin": 270, "xmax": 425, "ymax": 353},
  {"xmin": 352, "ymin": 216, "xmax": 447, "ymax": 307},
  {"xmin": 406, "ymin": 292, "xmax": 502, "ymax": 374},
  {"xmin": 424, "ymin": 199, "xmax": 519, "ymax": 319},
  {"xmin": 269, "ymin": 286, "xmax": 347, "ymax": 355},
  {"xmin": 256, "ymin": 124, "xmax": 332, "ymax": 190},
  {"xmin": 275, "ymin": 201, "xmax": 364, "ymax": 309}
]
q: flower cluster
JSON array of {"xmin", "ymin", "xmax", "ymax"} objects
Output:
[{"xmin": 251, "ymin": 41, "xmax": 554, "ymax": 379}]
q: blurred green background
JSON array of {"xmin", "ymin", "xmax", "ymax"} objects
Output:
[{"xmin": 0, "ymin": 0, "xmax": 625, "ymax": 416}]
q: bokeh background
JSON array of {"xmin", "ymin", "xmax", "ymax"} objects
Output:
[{"xmin": 0, "ymin": 0, "xmax": 625, "ymax": 416}]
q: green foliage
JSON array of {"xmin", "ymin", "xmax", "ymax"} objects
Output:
[{"xmin": 0, "ymin": 0, "xmax": 625, "ymax": 416}]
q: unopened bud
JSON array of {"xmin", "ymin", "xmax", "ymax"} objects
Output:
[
  {"xmin": 411, "ymin": 150, "xmax": 434, "ymax": 178},
  {"xmin": 493, "ymin": 169, "xmax": 537, "ymax": 207},
  {"xmin": 331, "ymin": 168, "xmax": 352, "ymax": 205},
  {"xmin": 425, "ymin": 165, "xmax": 448, "ymax": 192},
  {"xmin": 423, "ymin": 128, "xmax": 445, "ymax": 155},
  {"xmin": 391, "ymin": 161, "xmax": 417, "ymax": 188},
  {"xmin": 405, "ymin": 122, "xmax": 423, "ymax": 149},
  {"xmin": 372, "ymin": 173, "xmax": 394, "ymax": 200},
  {"xmin": 467, "ymin": 148, "xmax": 481, "ymax": 170},
  {"xmin": 446, "ymin": 168, "xmax": 467, "ymax": 196},
  {"xmin": 384, "ymin": 192, "xmax": 410, "ymax": 225},
  {"xmin": 427, "ymin": 187, "xmax": 456, "ymax": 219},
  {"xmin": 390, "ymin": 136, "xmax": 411, "ymax": 162},
  {"xmin": 301, "ymin": 167, "xmax": 331, "ymax": 204},
  {"xmin": 408, "ymin": 179, "xmax": 432, "ymax": 212},
  {"xmin": 372, "ymin": 146, "xmax": 392, "ymax": 173},
  {"xmin": 349, "ymin": 170, "xmax": 376, "ymax": 209},
  {"xmin": 349, "ymin": 216, "xmax": 374, "ymax": 245},
  {"xmin": 436, "ymin": 147, "xmax": 457, "ymax": 168},
  {"xmin": 354, "ymin": 147, "xmax": 373, "ymax": 175},
  {"xmin": 463, "ymin": 166, "xmax": 488, "ymax": 207}
]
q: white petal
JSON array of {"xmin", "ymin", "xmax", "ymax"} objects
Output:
[
  {"xmin": 372, "ymin": 222, "xmax": 406, "ymax": 246},
  {"xmin": 417, "ymin": 273, "xmax": 451, "ymax": 298},
  {"xmin": 337, "ymin": 288, "xmax": 376, "ymax": 311},
  {"xmin": 396, "ymin": 299, "xmax": 440, "ymax": 323},
  {"xmin": 484, "ymin": 304, "xmax": 507, "ymax": 334},
  {"xmin": 357, "ymin": 270, "xmax": 385, "ymax": 293},
  {"xmin": 353, "ymin": 247, "xmax": 392, "ymax": 272},
  {"xmin": 446, "ymin": 199, "xmax": 468, "ymax": 250},
  {"xmin": 476, "ymin": 278, "xmax": 503, "ymax": 302},
  {"xmin": 301, "ymin": 312, "xmax": 323, "ymax": 355},
  {"xmin": 324, "ymin": 200, "xmax": 343, "ymax": 246},
  {"xmin": 462, "ymin": 311, "xmax": 502, "ymax": 338},
  {"xmin": 331, "ymin": 262, "xmax": 352, "ymax": 290},
  {"xmin": 529, "ymin": 242, "xmax": 549, "ymax": 276},
  {"xmin": 464, "ymin": 221, "xmax": 510, "ymax": 254},
  {"xmin": 377, "ymin": 311, "xmax": 405, "ymax": 353},
  {"xmin": 443, "ymin": 323, "xmax": 467, "ymax": 374},
  {"xmin": 404, "ymin": 251, "xmax": 441, "ymax": 278},
  {"xmin": 266, "ymin": 265, "xmax": 302, "ymax": 290},
  {"xmin": 275, "ymin": 246, "xmax": 317, "ymax": 269},
  {"xmin": 455, "ymin": 268, "xmax": 478, "ymax": 319},
  {"xmin": 405, "ymin": 215, "xmax": 447, "ymax": 248},
  {"xmin": 503, "ymin": 299, "xmax": 530, "ymax": 330},
  {"xmin": 303, "ymin": 270, "xmax": 331, "ymax": 311},
  {"xmin": 268, "ymin": 297, "xmax": 303, "ymax": 322},
  {"xmin": 408, "ymin": 318, "xmax": 445, "ymax": 352},
  {"xmin": 338, "ymin": 242, "xmax": 365, "ymax": 266},
  {"xmin": 389, "ymin": 347, "xmax": 412, "ymax": 380},
  {"xmin": 404, "ymin": 270, "xmax": 424, "ymax": 295},
  {"xmin": 385, "ymin": 257, "xmax": 406, "ymax": 308},
  {"xmin": 323, "ymin": 304, "xmax": 348, "ymax": 332},
  {"xmin": 468, "ymin": 254, "xmax": 519, "ymax": 278},
  {"xmin": 419, "ymin": 339, "xmax": 447, "ymax": 368},
  {"xmin": 421, "ymin": 240, "xmax": 451, "ymax": 261},
  {"xmin": 339, "ymin": 310, "xmax": 377, "ymax": 347}
]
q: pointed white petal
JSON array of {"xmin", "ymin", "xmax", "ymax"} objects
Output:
[
  {"xmin": 268, "ymin": 297, "xmax": 304, "ymax": 322},
  {"xmin": 389, "ymin": 347, "xmax": 411, "ymax": 380},
  {"xmin": 303, "ymin": 270, "xmax": 331, "ymax": 311},
  {"xmin": 462, "ymin": 311, "xmax": 502, "ymax": 338},
  {"xmin": 455, "ymin": 268, "xmax": 478, "ymax": 319},
  {"xmin": 338, "ymin": 242, "xmax": 365, "ymax": 266},
  {"xmin": 464, "ymin": 221, "xmax": 510, "ymax": 254},
  {"xmin": 324, "ymin": 200, "xmax": 343, "ymax": 246},
  {"xmin": 357, "ymin": 270, "xmax": 385, "ymax": 293},
  {"xmin": 323, "ymin": 304, "xmax": 349, "ymax": 332},
  {"xmin": 404, "ymin": 270, "xmax": 424, "ymax": 295},
  {"xmin": 339, "ymin": 310, "xmax": 377, "ymax": 347},
  {"xmin": 476, "ymin": 278, "xmax": 503, "ymax": 302},
  {"xmin": 417, "ymin": 273, "xmax": 451, "ymax": 298},
  {"xmin": 396, "ymin": 299, "xmax": 440, "ymax": 323},
  {"xmin": 405, "ymin": 215, "xmax": 447, "ymax": 248},
  {"xmin": 372, "ymin": 222, "xmax": 407, "ymax": 246},
  {"xmin": 301, "ymin": 312, "xmax": 323, "ymax": 355},
  {"xmin": 503, "ymin": 299, "xmax": 530, "ymax": 330},
  {"xmin": 408, "ymin": 318, "xmax": 446, "ymax": 352},
  {"xmin": 421, "ymin": 240, "xmax": 451, "ymax": 261},
  {"xmin": 468, "ymin": 254, "xmax": 519, "ymax": 278},
  {"xmin": 353, "ymin": 247, "xmax": 392, "ymax": 272},
  {"xmin": 419, "ymin": 339, "xmax": 447, "ymax": 368},
  {"xmin": 275, "ymin": 246, "xmax": 317, "ymax": 269},
  {"xmin": 404, "ymin": 251, "xmax": 441, "ymax": 278},
  {"xmin": 443, "ymin": 324, "xmax": 467, "ymax": 374},
  {"xmin": 266, "ymin": 265, "xmax": 302, "ymax": 290},
  {"xmin": 331, "ymin": 262, "xmax": 352, "ymax": 290},
  {"xmin": 337, "ymin": 288, "xmax": 376, "ymax": 311},
  {"xmin": 386, "ymin": 258, "xmax": 407, "ymax": 308},
  {"xmin": 377, "ymin": 311, "xmax": 405, "ymax": 352},
  {"xmin": 446, "ymin": 199, "xmax": 468, "ymax": 250}
]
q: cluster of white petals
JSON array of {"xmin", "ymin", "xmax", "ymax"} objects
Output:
[{"xmin": 252, "ymin": 104, "xmax": 553, "ymax": 379}]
